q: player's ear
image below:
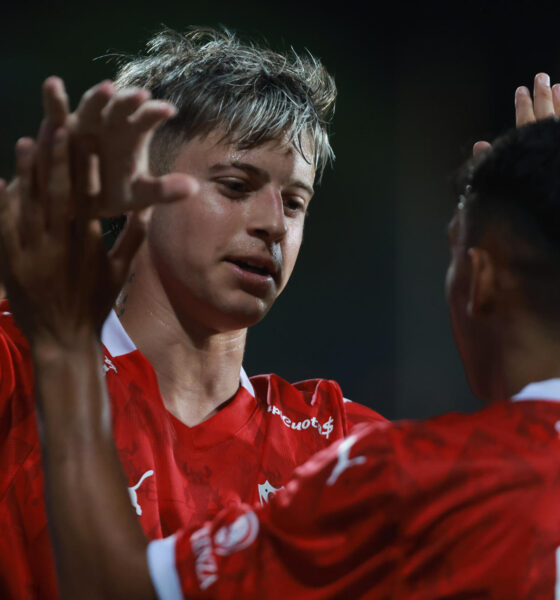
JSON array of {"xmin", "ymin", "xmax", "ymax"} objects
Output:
[{"xmin": 466, "ymin": 247, "xmax": 496, "ymax": 317}]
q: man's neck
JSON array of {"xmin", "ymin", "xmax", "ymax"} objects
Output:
[
  {"xmin": 501, "ymin": 314, "xmax": 560, "ymax": 400},
  {"xmin": 114, "ymin": 248, "xmax": 247, "ymax": 428}
]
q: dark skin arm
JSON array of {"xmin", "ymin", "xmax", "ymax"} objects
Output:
[
  {"xmin": 34, "ymin": 341, "xmax": 154, "ymax": 600},
  {"xmin": 0, "ymin": 79, "xmax": 198, "ymax": 598},
  {"xmin": 0, "ymin": 131, "xmax": 159, "ymax": 599}
]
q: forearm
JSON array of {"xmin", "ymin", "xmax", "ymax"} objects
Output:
[{"xmin": 32, "ymin": 337, "xmax": 155, "ymax": 600}]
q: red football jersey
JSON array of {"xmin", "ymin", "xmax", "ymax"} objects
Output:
[
  {"xmin": 151, "ymin": 380, "xmax": 560, "ymax": 599},
  {"xmin": 0, "ymin": 303, "xmax": 384, "ymax": 599}
]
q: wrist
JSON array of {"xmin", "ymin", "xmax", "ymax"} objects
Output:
[{"xmin": 31, "ymin": 331, "xmax": 102, "ymax": 366}]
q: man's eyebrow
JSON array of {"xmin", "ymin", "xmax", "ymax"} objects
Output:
[
  {"xmin": 209, "ymin": 161, "xmax": 314, "ymax": 196},
  {"xmin": 209, "ymin": 161, "xmax": 266, "ymax": 178},
  {"xmin": 291, "ymin": 180, "xmax": 315, "ymax": 197}
]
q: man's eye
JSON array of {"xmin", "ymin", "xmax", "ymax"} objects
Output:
[
  {"xmin": 218, "ymin": 179, "xmax": 249, "ymax": 195},
  {"xmin": 283, "ymin": 196, "xmax": 306, "ymax": 215}
]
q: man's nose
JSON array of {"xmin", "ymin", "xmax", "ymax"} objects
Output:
[{"xmin": 248, "ymin": 188, "xmax": 287, "ymax": 242}]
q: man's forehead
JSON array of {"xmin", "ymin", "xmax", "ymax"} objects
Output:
[{"xmin": 176, "ymin": 129, "xmax": 316, "ymax": 184}]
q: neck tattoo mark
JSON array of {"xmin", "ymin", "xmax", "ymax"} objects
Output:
[{"xmin": 117, "ymin": 271, "xmax": 135, "ymax": 316}]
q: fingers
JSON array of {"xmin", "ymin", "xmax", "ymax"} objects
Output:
[
  {"xmin": 516, "ymin": 73, "xmax": 560, "ymax": 128},
  {"xmin": 533, "ymin": 73, "xmax": 555, "ymax": 120},
  {"xmin": 15, "ymin": 138, "xmax": 43, "ymax": 245},
  {"xmin": 42, "ymin": 76, "xmax": 70, "ymax": 128},
  {"xmin": 102, "ymin": 88, "xmax": 151, "ymax": 129},
  {"xmin": 46, "ymin": 128, "xmax": 72, "ymax": 235},
  {"xmin": 16, "ymin": 138, "xmax": 37, "ymax": 197},
  {"xmin": 73, "ymin": 80, "xmax": 114, "ymax": 135},
  {"xmin": 125, "ymin": 173, "xmax": 199, "ymax": 214},
  {"xmin": 108, "ymin": 212, "xmax": 147, "ymax": 284},
  {"xmin": 72, "ymin": 137, "xmax": 98, "ymax": 229},
  {"xmin": 515, "ymin": 86, "xmax": 535, "ymax": 127},
  {"xmin": 37, "ymin": 77, "xmax": 71, "ymax": 202},
  {"xmin": 553, "ymin": 84, "xmax": 560, "ymax": 115},
  {"xmin": 128, "ymin": 100, "xmax": 177, "ymax": 132},
  {"xmin": 0, "ymin": 178, "xmax": 18, "ymax": 262},
  {"xmin": 472, "ymin": 141, "xmax": 491, "ymax": 157}
]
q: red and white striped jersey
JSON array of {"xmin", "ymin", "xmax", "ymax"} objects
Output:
[{"xmin": 0, "ymin": 302, "xmax": 384, "ymax": 599}]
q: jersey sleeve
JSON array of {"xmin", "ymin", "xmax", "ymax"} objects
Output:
[
  {"xmin": 0, "ymin": 306, "xmax": 36, "ymax": 499},
  {"xmin": 342, "ymin": 396, "xmax": 388, "ymax": 427},
  {"xmin": 147, "ymin": 421, "xmax": 400, "ymax": 599}
]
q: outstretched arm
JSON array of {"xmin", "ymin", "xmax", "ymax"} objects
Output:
[
  {"xmin": 0, "ymin": 78, "xmax": 197, "ymax": 597},
  {"xmin": 0, "ymin": 130, "xmax": 158, "ymax": 599}
]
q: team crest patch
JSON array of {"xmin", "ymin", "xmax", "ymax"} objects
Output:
[
  {"xmin": 103, "ymin": 356, "xmax": 118, "ymax": 375},
  {"xmin": 258, "ymin": 480, "xmax": 284, "ymax": 505},
  {"xmin": 213, "ymin": 511, "xmax": 259, "ymax": 556}
]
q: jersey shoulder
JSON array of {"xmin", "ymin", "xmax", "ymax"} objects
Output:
[
  {"xmin": 249, "ymin": 373, "xmax": 344, "ymax": 409},
  {"xmin": 249, "ymin": 373, "xmax": 386, "ymax": 439},
  {"xmin": 393, "ymin": 399, "xmax": 560, "ymax": 456}
]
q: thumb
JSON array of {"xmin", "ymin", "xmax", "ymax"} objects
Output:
[
  {"xmin": 130, "ymin": 173, "xmax": 200, "ymax": 210},
  {"xmin": 108, "ymin": 212, "xmax": 147, "ymax": 285}
]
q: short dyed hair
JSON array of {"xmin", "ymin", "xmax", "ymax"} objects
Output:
[
  {"xmin": 113, "ymin": 26, "xmax": 336, "ymax": 178},
  {"xmin": 457, "ymin": 117, "xmax": 560, "ymax": 320}
]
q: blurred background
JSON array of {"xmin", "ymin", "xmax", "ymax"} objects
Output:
[{"xmin": 1, "ymin": 0, "xmax": 558, "ymax": 419}]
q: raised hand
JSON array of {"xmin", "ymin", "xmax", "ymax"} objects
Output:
[
  {"xmin": 473, "ymin": 72, "xmax": 560, "ymax": 157},
  {"xmin": 40, "ymin": 76, "xmax": 194, "ymax": 217},
  {"xmin": 0, "ymin": 129, "xmax": 147, "ymax": 345},
  {"xmin": 515, "ymin": 72, "xmax": 560, "ymax": 126}
]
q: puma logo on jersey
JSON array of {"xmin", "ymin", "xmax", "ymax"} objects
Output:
[
  {"xmin": 267, "ymin": 404, "xmax": 335, "ymax": 439},
  {"xmin": 327, "ymin": 434, "xmax": 366, "ymax": 486},
  {"xmin": 128, "ymin": 469, "xmax": 154, "ymax": 516},
  {"xmin": 103, "ymin": 356, "xmax": 118, "ymax": 375},
  {"xmin": 258, "ymin": 480, "xmax": 284, "ymax": 505}
]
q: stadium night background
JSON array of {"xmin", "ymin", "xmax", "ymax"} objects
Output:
[{"xmin": 1, "ymin": 0, "xmax": 557, "ymax": 419}]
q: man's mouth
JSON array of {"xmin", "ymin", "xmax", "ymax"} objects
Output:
[
  {"xmin": 225, "ymin": 252, "xmax": 280, "ymax": 279},
  {"xmin": 229, "ymin": 260, "xmax": 273, "ymax": 277}
]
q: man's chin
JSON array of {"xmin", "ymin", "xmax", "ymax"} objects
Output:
[{"xmin": 211, "ymin": 297, "xmax": 275, "ymax": 332}]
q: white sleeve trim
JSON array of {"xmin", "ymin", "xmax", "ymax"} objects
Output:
[{"xmin": 147, "ymin": 535, "xmax": 184, "ymax": 600}]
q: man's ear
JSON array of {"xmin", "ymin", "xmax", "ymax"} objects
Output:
[{"xmin": 467, "ymin": 247, "xmax": 496, "ymax": 317}]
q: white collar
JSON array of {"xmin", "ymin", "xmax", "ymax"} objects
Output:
[
  {"xmin": 511, "ymin": 378, "xmax": 560, "ymax": 403},
  {"xmin": 100, "ymin": 310, "xmax": 255, "ymax": 397},
  {"xmin": 101, "ymin": 310, "xmax": 136, "ymax": 357}
]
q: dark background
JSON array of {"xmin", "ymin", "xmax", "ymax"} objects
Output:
[{"xmin": 2, "ymin": 0, "xmax": 558, "ymax": 419}]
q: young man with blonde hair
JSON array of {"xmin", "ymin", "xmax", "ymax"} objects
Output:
[{"xmin": 0, "ymin": 27, "xmax": 383, "ymax": 599}]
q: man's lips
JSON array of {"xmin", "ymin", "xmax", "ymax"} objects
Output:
[{"xmin": 224, "ymin": 255, "xmax": 280, "ymax": 281}]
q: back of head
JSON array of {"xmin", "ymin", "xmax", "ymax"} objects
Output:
[
  {"xmin": 458, "ymin": 117, "xmax": 560, "ymax": 323},
  {"xmin": 113, "ymin": 27, "xmax": 336, "ymax": 178}
]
